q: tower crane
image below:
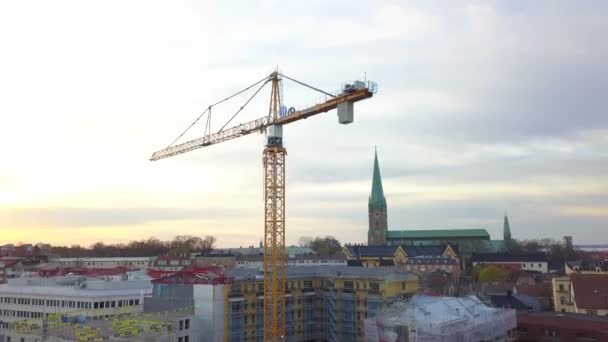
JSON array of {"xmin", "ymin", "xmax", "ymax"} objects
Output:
[{"xmin": 150, "ymin": 71, "xmax": 376, "ymax": 341}]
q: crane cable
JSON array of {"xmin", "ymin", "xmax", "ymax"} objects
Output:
[
  {"xmin": 278, "ymin": 73, "xmax": 336, "ymax": 98},
  {"xmin": 165, "ymin": 74, "xmax": 272, "ymax": 148},
  {"xmin": 165, "ymin": 72, "xmax": 335, "ymax": 149},
  {"xmin": 218, "ymin": 78, "xmax": 271, "ymax": 132}
]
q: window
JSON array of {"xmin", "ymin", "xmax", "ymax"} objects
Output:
[
  {"xmin": 179, "ymin": 320, "xmax": 184, "ymax": 330},
  {"xmin": 559, "ymin": 284, "xmax": 564, "ymax": 292},
  {"xmin": 303, "ymin": 280, "xmax": 312, "ymax": 288},
  {"xmin": 538, "ymin": 263, "xmax": 542, "ymax": 267},
  {"xmin": 344, "ymin": 281, "xmax": 353, "ymax": 290},
  {"xmin": 185, "ymin": 319, "xmax": 190, "ymax": 329}
]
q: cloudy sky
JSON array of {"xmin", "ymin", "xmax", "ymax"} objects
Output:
[{"xmin": 1, "ymin": 1, "xmax": 607, "ymax": 247}]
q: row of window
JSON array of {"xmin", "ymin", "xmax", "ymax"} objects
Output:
[
  {"xmin": 156, "ymin": 260, "xmax": 191, "ymax": 266},
  {"xmin": 0, "ymin": 297, "xmax": 140, "ymax": 309},
  {"xmin": 1, "ymin": 310, "xmax": 47, "ymax": 319},
  {"xmin": 405, "ymin": 264, "xmax": 454, "ymax": 272}
]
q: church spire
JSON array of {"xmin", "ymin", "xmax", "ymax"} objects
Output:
[
  {"xmin": 369, "ymin": 147, "xmax": 386, "ymax": 209},
  {"xmin": 503, "ymin": 212, "xmax": 512, "ymax": 242}
]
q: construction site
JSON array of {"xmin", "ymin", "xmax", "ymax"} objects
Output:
[{"xmin": 364, "ymin": 295, "xmax": 517, "ymax": 342}]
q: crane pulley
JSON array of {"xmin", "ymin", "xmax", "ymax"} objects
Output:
[{"xmin": 150, "ymin": 71, "xmax": 376, "ymax": 341}]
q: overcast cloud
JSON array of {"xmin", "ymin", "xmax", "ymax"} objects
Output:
[{"xmin": 1, "ymin": 0, "xmax": 607, "ymax": 246}]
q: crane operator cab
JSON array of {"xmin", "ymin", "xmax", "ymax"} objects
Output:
[{"xmin": 266, "ymin": 124, "xmax": 283, "ymax": 147}]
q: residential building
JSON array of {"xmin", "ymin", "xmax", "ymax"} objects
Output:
[
  {"xmin": 0, "ymin": 257, "xmax": 24, "ymax": 283},
  {"xmin": 52, "ymin": 256, "xmax": 154, "ymax": 269},
  {"xmin": 0, "ymin": 245, "xmax": 16, "ymax": 257},
  {"xmin": 233, "ymin": 253, "xmax": 347, "ymax": 269},
  {"xmin": 553, "ymin": 273, "xmax": 608, "ymax": 315},
  {"xmin": 213, "ymin": 246, "xmax": 316, "ymax": 257},
  {"xmin": 197, "ymin": 252, "xmax": 237, "ymax": 268},
  {"xmin": 479, "ymin": 270, "xmax": 554, "ymax": 311},
  {"xmin": 472, "ymin": 253, "xmax": 549, "ymax": 273},
  {"xmin": 487, "ymin": 291, "xmax": 536, "ymax": 311},
  {"xmin": 565, "ymin": 260, "xmax": 608, "ymax": 274},
  {"xmin": 342, "ymin": 244, "xmax": 460, "ymax": 277},
  {"xmin": 148, "ymin": 266, "xmax": 418, "ymax": 341},
  {"xmin": 517, "ymin": 311, "xmax": 608, "ymax": 341},
  {"xmin": 364, "ymin": 295, "xmax": 517, "ymax": 341}
]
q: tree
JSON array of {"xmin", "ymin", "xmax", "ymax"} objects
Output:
[
  {"xmin": 308, "ymin": 236, "xmax": 342, "ymax": 256},
  {"xmin": 477, "ymin": 265, "xmax": 509, "ymax": 283},
  {"xmin": 298, "ymin": 236, "xmax": 312, "ymax": 248}
]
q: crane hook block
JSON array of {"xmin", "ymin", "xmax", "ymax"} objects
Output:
[{"xmin": 337, "ymin": 101, "xmax": 354, "ymax": 124}]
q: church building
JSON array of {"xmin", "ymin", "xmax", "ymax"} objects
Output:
[{"xmin": 366, "ymin": 149, "xmax": 511, "ymax": 256}]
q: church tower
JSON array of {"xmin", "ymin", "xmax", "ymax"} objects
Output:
[
  {"xmin": 368, "ymin": 148, "xmax": 388, "ymax": 245},
  {"xmin": 503, "ymin": 213, "xmax": 512, "ymax": 242}
]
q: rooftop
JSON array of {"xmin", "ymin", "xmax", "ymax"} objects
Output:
[
  {"xmin": 472, "ymin": 253, "xmax": 547, "ymax": 262},
  {"xmin": 345, "ymin": 245, "xmax": 455, "ymax": 259},
  {"xmin": 571, "ymin": 273, "xmax": 608, "ymax": 309},
  {"xmin": 0, "ymin": 276, "xmax": 151, "ymax": 298},
  {"xmin": 387, "ymin": 229, "xmax": 490, "ymax": 240},
  {"xmin": 517, "ymin": 311, "xmax": 608, "ymax": 330}
]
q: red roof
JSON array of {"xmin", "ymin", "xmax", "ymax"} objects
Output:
[
  {"xmin": 518, "ymin": 311, "xmax": 608, "ymax": 331},
  {"xmin": 571, "ymin": 274, "xmax": 608, "ymax": 310}
]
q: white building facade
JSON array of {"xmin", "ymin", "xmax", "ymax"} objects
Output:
[{"xmin": 0, "ymin": 276, "xmax": 151, "ymax": 328}]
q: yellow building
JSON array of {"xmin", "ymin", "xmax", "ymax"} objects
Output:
[{"xmin": 553, "ymin": 272, "xmax": 608, "ymax": 316}]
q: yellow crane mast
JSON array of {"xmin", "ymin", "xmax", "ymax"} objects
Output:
[{"xmin": 150, "ymin": 71, "xmax": 376, "ymax": 341}]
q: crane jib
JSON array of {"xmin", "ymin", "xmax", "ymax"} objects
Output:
[{"xmin": 149, "ymin": 87, "xmax": 373, "ymax": 161}]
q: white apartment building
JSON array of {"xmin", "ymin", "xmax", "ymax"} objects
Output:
[{"xmin": 52, "ymin": 257, "xmax": 154, "ymax": 269}]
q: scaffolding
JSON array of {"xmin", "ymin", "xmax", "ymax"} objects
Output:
[
  {"xmin": 324, "ymin": 278, "xmax": 338, "ymax": 342},
  {"xmin": 365, "ymin": 295, "xmax": 517, "ymax": 342}
]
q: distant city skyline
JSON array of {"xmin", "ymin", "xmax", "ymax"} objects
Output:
[{"xmin": 1, "ymin": 1, "xmax": 607, "ymax": 246}]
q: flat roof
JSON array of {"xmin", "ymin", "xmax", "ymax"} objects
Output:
[
  {"xmin": 230, "ymin": 266, "xmax": 417, "ymax": 282},
  {"xmin": 0, "ymin": 278, "xmax": 151, "ymax": 298}
]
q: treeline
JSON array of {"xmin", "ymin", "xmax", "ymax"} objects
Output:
[
  {"xmin": 49, "ymin": 235, "xmax": 216, "ymax": 258},
  {"xmin": 298, "ymin": 235, "xmax": 342, "ymax": 255},
  {"xmin": 509, "ymin": 238, "xmax": 588, "ymax": 261}
]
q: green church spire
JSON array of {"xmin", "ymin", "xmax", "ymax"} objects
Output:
[
  {"xmin": 503, "ymin": 213, "xmax": 512, "ymax": 242},
  {"xmin": 369, "ymin": 147, "xmax": 386, "ymax": 209}
]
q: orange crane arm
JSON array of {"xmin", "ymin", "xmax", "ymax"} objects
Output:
[{"xmin": 149, "ymin": 87, "xmax": 374, "ymax": 161}]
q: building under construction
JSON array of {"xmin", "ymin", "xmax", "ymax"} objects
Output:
[
  {"xmin": 147, "ymin": 266, "xmax": 418, "ymax": 342},
  {"xmin": 363, "ymin": 295, "xmax": 517, "ymax": 342}
]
